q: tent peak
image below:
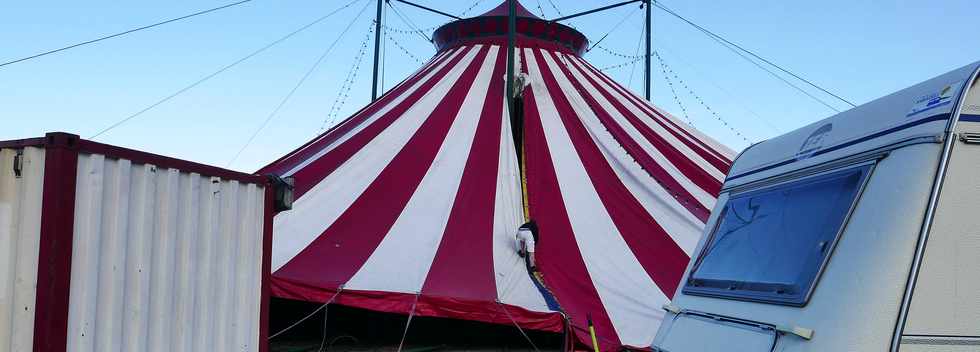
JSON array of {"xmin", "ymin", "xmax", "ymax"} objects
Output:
[
  {"xmin": 432, "ymin": 1, "xmax": 588, "ymax": 56},
  {"xmin": 475, "ymin": 1, "xmax": 541, "ymax": 19}
]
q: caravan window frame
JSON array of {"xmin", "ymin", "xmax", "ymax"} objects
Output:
[{"xmin": 683, "ymin": 161, "xmax": 876, "ymax": 306}]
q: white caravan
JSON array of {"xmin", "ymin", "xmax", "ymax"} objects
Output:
[{"xmin": 652, "ymin": 62, "xmax": 980, "ymax": 352}]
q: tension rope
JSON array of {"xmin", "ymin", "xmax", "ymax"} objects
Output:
[
  {"xmin": 268, "ymin": 287, "xmax": 343, "ymax": 340},
  {"xmin": 88, "ymin": 0, "xmax": 366, "ymax": 140},
  {"xmin": 0, "ymin": 0, "xmax": 257, "ymax": 69},
  {"xmin": 498, "ymin": 301, "xmax": 541, "ymax": 352},
  {"xmin": 652, "ymin": 1, "xmax": 855, "ymax": 110},
  {"xmin": 227, "ymin": 0, "xmax": 374, "ymax": 167},
  {"xmin": 387, "ymin": 1, "xmax": 433, "ymax": 42},
  {"xmin": 396, "ymin": 293, "xmax": 421, "ymax": 352}
]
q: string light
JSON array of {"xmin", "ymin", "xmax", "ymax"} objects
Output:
[
  {"xmin": 655, "ymin": 51, "xmax": 752, "ymax": 143},
  {"xmin": 383, "ymin": 27, "xmax": 424, "ymax": 63},
  {"xmin": 320, "ymin": 23, "xmax": 375, "ymax": 132}
]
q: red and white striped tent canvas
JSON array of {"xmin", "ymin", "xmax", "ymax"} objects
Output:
[{"xmin": 260, "ymin": 2, "xmax": 734, "ymax": 350}]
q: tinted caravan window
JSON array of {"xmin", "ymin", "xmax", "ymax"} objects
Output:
[{"xmin": 685, "ymin": 164, "xmax": 872, "ymax": 305}]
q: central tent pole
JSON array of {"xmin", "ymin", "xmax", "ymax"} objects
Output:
[
  {"xmin": 506, "ymin": 0, "xmax": 516, "ymax": 111},
  {"xmin": 504, "ymin": 0, "xmax": 531, "ymax": 221},
  {"xmin": 644, "ymin": 0, "xmax": 651, "ymax": 101},
  {"xmin": 371, "ymin": 0, "xmax": 383, "ymax": 101}
]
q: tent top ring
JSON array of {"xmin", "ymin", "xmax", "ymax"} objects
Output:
[{"xmin": 432, "ymin": 2, "xmax": 589, "ymax": 56}]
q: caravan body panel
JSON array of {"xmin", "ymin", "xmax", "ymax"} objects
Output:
[
  {"xmin": 901, "ymin": 73, "xmax": 980, "ymax": 349},
  {"xmin": 654, "ymin": 61, "xmax": 980, "ymax": 351},
  {"xmin": 726, "ymin": 63, "xmax": 979, "ymax": 189}
]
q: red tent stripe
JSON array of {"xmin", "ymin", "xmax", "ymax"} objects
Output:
[
  {"xmin": 286, "ymin": 48, "xmax": 473, "ymax": 198},
  {"xmin": 520, "ymin": 50, "xmax": 623, "ymax": 351},
  {"xmin": 268, "ymin": 8, "xmax": 735, "ymax": 347},
  {"xmin": 581, "ymin": 56, "xmax": 733, "ymax": 168},
  {"xmin": 262, "ymin": 48, "xmax": 458, "ymax": 176},
  {"xmin": 273, "ymin": 46, "xmax": 492, "ymax": 289},
  {"xmin": 560, "ymin": 53, "xmax": 723, "ymax": 195},
  {"xmin": 533, "ymin": 51, "xmax": 709, "ymax": 222},
  {"xmin": 260, "ymin": 48, "xmax": 461, "ymax": 177},
  {"xmin": 258, "ymin": 49, "xmax": 454, "ymax": 176},
  {"xmin": 548, "ymin": 51, "xmax": 717, "ymax": 217},
  {"xmin": 420, "ymin": 47, "xmax": 507, "ymax": 302},
  {"xmin": 573, "ymin": 56, "xmax": 734, "ymax": 168},
  {"xmin": 535, "ymin": 49, "xmax": 690, "ymax": 294}
]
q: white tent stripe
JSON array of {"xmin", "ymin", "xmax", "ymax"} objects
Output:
[
  {"xmin": 552, "ymin": 54, "xmax": 706, "ymax": 254},
  {"xmin": 271, "ymin": 46, "xmax": 482, "ymax": 272},
  {"xmin": 564, "ymin": 54, "xmax": 727, "ymax": 183},
  {"xmin": 345, "ymin": 45, "xmax": 499, "ymax": 294},
  {"xmin": 526, "ymin": 47, "xmax": 670, "ymax": 347},
  {"xmin": 572, "ymin": 55, "xmax": 737, "ymax": 161},
  {"xmin": 550, "ymin": 52, "xmax": 717, "ymax": 211},
  {"xmin": 265, "ymin": 5, "xmax": 735, "ymax": 349},
  {"xmin": 281, "ymin": 48, "xmax": 465, "ymax": 177},
  {"xmin": 567, "ymin": 54, "xmax": 729, "ymax": 182},
  {"xmin": 493, "ymin": 92, "xmax": 552, "ymax": 312},
  {"xmin": 282, "ymin": 48, "xmax": 457, "ymax": 171}
]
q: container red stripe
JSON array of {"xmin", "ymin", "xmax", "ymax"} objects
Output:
[{"xmin": 33, "ymin": 134, "xmax": 80, "ymax": 352}]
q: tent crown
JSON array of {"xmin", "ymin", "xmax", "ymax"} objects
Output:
[
  {"xmin": 476, "ymin": 0, "xmax": 541, "ymax": 19},
  {"xmin": 432, "ymin": 1, "xmax": 588, "ymax": 56}
]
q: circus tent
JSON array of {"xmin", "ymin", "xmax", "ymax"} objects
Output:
[{"xmin": 260, "ymin": 2, "xmax": 734, "ymax": 350}]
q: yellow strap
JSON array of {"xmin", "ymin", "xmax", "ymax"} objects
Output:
[
  {"xmin": 520, "ymin": 135, "xmax": 530, "ymax": 220},
  {"xmin": 589, "ymin": 325, "xmax": 600, "ymax": 352}
]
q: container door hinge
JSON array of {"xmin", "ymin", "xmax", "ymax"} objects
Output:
[{"xmin": 13, "ymin": 150, "xmax": 23, "ymax": 178}]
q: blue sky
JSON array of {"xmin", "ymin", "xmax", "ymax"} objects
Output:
[{"xmin": 2, "ymin": 0, "xmax": 979, "ymax": 172}]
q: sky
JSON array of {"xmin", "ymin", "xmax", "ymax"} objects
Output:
[{"xmin": 2, "ymin": 0, "xmax": 979, "ymax": 172}]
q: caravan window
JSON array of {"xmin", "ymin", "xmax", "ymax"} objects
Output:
[{"xmin": 684, "ymin": 164, "xmax": 872, "ymax": 306}]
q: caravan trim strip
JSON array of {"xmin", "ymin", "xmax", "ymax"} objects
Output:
[{"xmin": 727, "ymin": 113, "xmax": 950, "ymax": 182}]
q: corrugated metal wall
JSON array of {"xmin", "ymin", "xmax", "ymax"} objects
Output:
[
  {"xmin": 0, "ymin": 147, "xmax": 45, "ymax": 352},
  {"xmin": 66, "ymin": 152, "xmax": 265, "ymax": 352}
]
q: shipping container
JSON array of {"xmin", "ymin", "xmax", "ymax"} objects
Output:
[{"xmin": 0, "ymin": 132, "xmax": 273, "ymax": 352}]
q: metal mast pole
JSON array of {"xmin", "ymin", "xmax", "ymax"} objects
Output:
[
  {"xmin": 506, "ymin": 0, "xmax": 516, "ymax": 111},
  {"xmin": 371, "ymin": 0, "xmax": 383, "ymax": 101},
  {"xmin": 644, "ymin": 0, "xmax": 651, "ymax": 101}
]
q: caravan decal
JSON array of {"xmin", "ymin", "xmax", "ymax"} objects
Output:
[
  {"xmin": 796, "ymin": 123, "xmax": 833, "ymax": 161},
  {"xmin": 907, "ymin": 81, "xmax": 961, "ymax": 117}
]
